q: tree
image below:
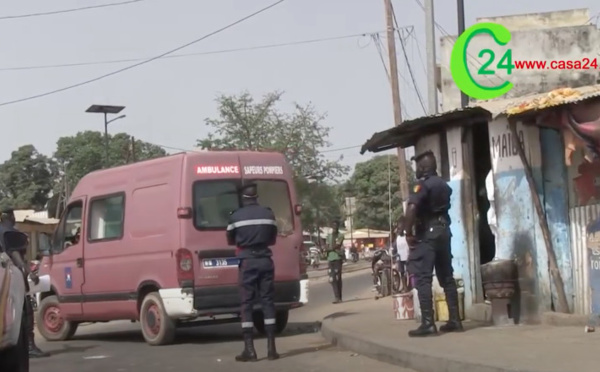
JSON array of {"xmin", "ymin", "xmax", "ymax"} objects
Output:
[
  {"xmin": 348, "ymin": 155, "xmax": 415, "ymax": 231},
  {"xmin": 296, "ymin": 179, "xmax": 344, "ymax": 235},
  {"xmin": 48, "ymin": 131, "xmax": 167, "ymax": 216},
  {"xmin": 0, "ymin": 145, "xmax": 58, "ymax": 210},
  {"xmin": 197, "ymin": 91, "xmax": 349, "ymax": 180}
]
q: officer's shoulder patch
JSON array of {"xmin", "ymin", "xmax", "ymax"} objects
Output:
[{"xmin": 413, "ymin": 184, "xmax": 422, "ymax": 193}]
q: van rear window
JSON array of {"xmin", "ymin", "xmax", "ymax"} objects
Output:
[{"xmin": 192, "ymin": 180, "xmax": 294, "ymax": 234}]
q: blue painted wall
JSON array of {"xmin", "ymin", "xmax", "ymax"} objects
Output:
[
  {"xmin": 539, "ymin": 128, "xmax": 573, "ymax": 311},
  {"xmin": 447, "ymin": 179, "xmax": 472, "ymax": 307}
]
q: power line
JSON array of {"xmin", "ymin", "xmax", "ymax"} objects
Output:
[
  {"xmin": 0, "ymin": 30, "xmax": 397, "ymax": 72},
  {"xmin": 412, "ymin": 0, "xmax": 503, "ymax": 86},
  {"xmin": 0, "ymin": 0, "xmax": 146, "ymax": 20},
  {"xmin": 391, "ymin": 3, "xmax": 427, "ymax": 115},
  {"xmin": 0, "ymin": 0, "xmax": 285, "ymax": 108},
  {"xmin": 370, "ymin": 34, "xmax": 412, "ymax": 119},
  {"xmin": 140, "ymin": 139, "xmax": 360, "ymax": 154}
]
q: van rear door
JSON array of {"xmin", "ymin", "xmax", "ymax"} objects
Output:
[
  {"xmin": 180, "ymin": 153, "xmax": 243, "ymax": 307},
  {"xmin": 239, "ymin": 153, "xmax": 301, "ymax": 283}
]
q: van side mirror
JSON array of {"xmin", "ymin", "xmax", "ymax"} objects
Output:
[{"xmin": 294, "ymin": 204, "xmax": 302, "ymax": 215}]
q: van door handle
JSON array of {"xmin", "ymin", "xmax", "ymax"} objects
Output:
[{"xmin": 76, "ymin": 258, "xmax": 83, "ymax": 268}]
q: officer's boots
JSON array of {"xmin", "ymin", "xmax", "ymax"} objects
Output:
[
  {"xmin": 408, "ymin": 309, "xmax": 438, "ymax": 337},
  {"xmin": 266, "ymin": 325, "xmax": 280, "ymax": 360},
  {"xmin": 235, "ymin": 330, "xmax": 258, "ymax": 362},
  {"xmin": 25, "ymin": 298, "xmax": 49, "ymax": 358},
  {"xmin": 439, "ymin": 293, "xmax": 464, "ymax": 333}
]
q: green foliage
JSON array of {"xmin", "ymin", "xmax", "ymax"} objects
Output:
[
  {"xmin": 198, "ymin": 91, "xmax": 350, "ymax": 233},
  {"xmin": 54, "ymin": 130, "xmax": 167, "ymax": 188},
  {"xmin": 0, "ymin": 145, "xmax": 58, "ymax": 210},
  {"xmin": 197, "ymin": 91, "xmax": 349, "ymax": 180},
  {"xmin": 347, "ymin": 155, "xmax": 415, "ymax": 231}
]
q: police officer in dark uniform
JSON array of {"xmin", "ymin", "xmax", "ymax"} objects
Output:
[
  {"xmin": 403, "ymin": 151, "xmax": 463, "ymax": 337},
  {"xmin": 226, "ymin": 184, "xmax": 279, "ymax": 362},
  {"xmin": 0, "ymin": 208, "xmax": 49, "ymax": 357}
]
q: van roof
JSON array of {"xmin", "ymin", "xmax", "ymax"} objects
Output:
[{"xmin": 71, "ymin": 150, "xmax": 287, "ymax": 196}]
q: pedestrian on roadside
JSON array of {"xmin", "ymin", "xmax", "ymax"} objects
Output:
[
  {"xmin": 326, "ymin": 220, "xmax": 345, "ymax": 304},
  {"xmin": 395, "ymin": 216, "xmax": 410, "ymax": 292},
  {"xmin": 403, "ymin": 151, "xmax": 463, "ymax": 337},
  {"xmin": 226, "ymin": 184, "xmax": 279, "ymax": 362},
  {"xmin": 0, "ymin": 208, "xmax": 49, "ymax": 358}
]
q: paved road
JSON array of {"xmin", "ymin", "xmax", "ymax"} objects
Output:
[{"xmin": 31, "ymin": 269, "xmax": 410, "ymax": 372}]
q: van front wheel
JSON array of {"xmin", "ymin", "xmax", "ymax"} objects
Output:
[
  {"xmin": 140, "ymin": 292, "xmax": 176, "ymax": 346},
  {"xmin": 37, "ymin": 295, "xmax": 79, "ymax": 341}
]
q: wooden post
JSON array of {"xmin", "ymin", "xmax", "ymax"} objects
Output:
[
  {"xmin": 509, "ymin": 120, "xmax": 569, "ymax": 313},
  {"xmin": 383, "ymin": 0, "xmax": 409, "ymax": 202}
]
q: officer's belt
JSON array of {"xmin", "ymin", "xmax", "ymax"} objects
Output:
[{"xmin": 422, "ymin": 214, "xmax": 449, "ymax": 225}]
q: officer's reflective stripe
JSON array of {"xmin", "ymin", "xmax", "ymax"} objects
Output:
[
  {"xmin": 264, "ymin": 318, "xmax": 276, "ymax": 325},
  {"xmin": 227, "ymin": 219, "xmax": 277, "ymax": 231},
  {"xmin": 241, "ymin": 322, "xmax": 254, "ymax": 328}
]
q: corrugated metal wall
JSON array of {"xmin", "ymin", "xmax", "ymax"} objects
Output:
[{"xmin": 569, "ymin": 204, "xmax": 599, "ymax": 314}]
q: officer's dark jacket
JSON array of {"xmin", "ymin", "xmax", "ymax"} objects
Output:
[
  {"xmin": 226, "ymin": 202, "xmax": 278, "ymax": 259},
  {"xmin": 408, "ymin": 172, "xmax": 452, "ymax": 222}
]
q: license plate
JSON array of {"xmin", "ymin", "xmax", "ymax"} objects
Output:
[{"xmin": 202, "ymin": 258, "xmax": 239, "ymax": 268}]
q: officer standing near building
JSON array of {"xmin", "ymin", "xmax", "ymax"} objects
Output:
[
  {"xmin": 403, "ymin": 151, "xmax": 463, "ymax": 337},
  {"xmin": 226, "ymin": 184, "xmax": 279, "ymax": 362},
  {"xmin": 0, "ymin": 208, "xmax": 49, "ymax": 357}
]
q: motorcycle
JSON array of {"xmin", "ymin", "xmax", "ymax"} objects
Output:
[
  {"xmin": 28, "ymin": 260, "xmax": 40, "ymax": 311},
  {"xmin": 371, "ymin": 248, "xmax": 404, "ymax": 297},
  {"xmin": 309, "ymin": 247, "xmax": 321, "ymax": 269}
]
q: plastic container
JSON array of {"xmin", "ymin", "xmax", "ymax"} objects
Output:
[{"xmin": 393, "ymin": 292, "xmax": 415, "ymax": 320}]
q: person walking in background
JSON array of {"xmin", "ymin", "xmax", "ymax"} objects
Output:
[
  {"xmin": 326, "ymin": 220, "xmax": 345, "ymax": 304},
  {"xmin": 396, "ymin": 216, "xmax": 410, "ymax": 292}
]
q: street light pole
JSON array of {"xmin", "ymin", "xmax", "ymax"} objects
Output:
[{"xmin": 86, "ymin": 104, "xmax": 126, "ymax": 168}]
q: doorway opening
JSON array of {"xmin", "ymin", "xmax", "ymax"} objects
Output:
[{"xmin": 471, "ymin": 123, "xmax": 496, "ymax": 264}]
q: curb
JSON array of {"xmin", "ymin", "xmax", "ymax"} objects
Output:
[{"xmin": 320, "ymin": 317, "xmax": 539, "ymax": 372}]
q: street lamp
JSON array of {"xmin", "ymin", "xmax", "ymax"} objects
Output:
[{"xmin": 85, "ymin": 104, "xmax": 126, "ymax": 167}]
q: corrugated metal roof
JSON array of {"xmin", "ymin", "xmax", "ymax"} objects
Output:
[
  {"xmin": 477, "ymin": 84, "xmax": 600, "ymax": 117},
  {"xmin": 360, "ymin": 84, "xmax": 600, "ymax": 154}
]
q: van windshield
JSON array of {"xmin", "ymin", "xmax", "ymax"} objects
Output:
[{"xmin": 192, "ymin": 179, "xmax": 294, "ymax": 235}]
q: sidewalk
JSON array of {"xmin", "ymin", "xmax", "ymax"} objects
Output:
[{"xmin": 321, "ymin": 295, "xmax": 600, "ymax": 372}]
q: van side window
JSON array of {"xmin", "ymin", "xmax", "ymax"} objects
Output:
[
  {"xmin": 193, "ymin": 181, "xmax": 240, "ymax": 229},
  {"xmin": 52, "ymin": 201, "xmax": 83, "ymax": 254},
  {"xmin": 88, "ymin": 194, "xmax": 125, "ymax": 241}
]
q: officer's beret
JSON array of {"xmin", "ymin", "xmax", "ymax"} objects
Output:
[
  {"xmin": 241, "ymin": 183, "xmax": 258, "ymax": 198},
  {"xmin": 0, "ymin": 207, "xmax": 14, "ymax": 215},
  {"xmin": 411, "ymin": 150, "xmax": 434, "ymax": 162}
]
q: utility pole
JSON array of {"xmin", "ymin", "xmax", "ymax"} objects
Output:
[
  {"xmin": 457, "ymin": 0, "xmax": 468, "ymax": 108},
  {"xmin": 131, "ymin": 136, "xmax": 136, "ymax": 163},
  {"xmin": 383, "ymin": 0, "xmax": 409, "ymax": 203},
  {"xmin": 425, "ymin": 0, "xmax": 438, "ymax": 114}
]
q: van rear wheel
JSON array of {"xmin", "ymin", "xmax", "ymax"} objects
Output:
[
  {"xmin": 37, "ymin": 295, "xmax": 79, "ymax": 341},
  {"xmin": 253, "ymin": 310, "xmax": 289, "ymax": 335},
  {"xmin": 140, "ymin": 292, "xmax": 176, "ymax": 346}
]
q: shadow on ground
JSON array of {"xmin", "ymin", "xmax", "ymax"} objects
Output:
[{"xmin": 70, "ymin": 321, "xmax": 324, "ymax": 345}]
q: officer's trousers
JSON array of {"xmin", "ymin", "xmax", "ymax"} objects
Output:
[
  {"xmin": 24, "ymin": 295, "xmax": 35, "ymax": 343},
  {"xmin": 408, "ymin": 224, "xmax": 458, "ymax": 319},
  {"xmin": 328, "ymin": 260, "xmax": 343, "ymax": 300},
  {"xmin": 238, "ymin": 257, "xmax": 276, "ymax": 330}
]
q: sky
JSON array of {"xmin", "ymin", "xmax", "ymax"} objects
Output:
[{"xmin": 1, "ymin": 0, "xmax": 599, "ymax": 173}]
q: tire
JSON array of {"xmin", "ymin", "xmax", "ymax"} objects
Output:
[
  {"xmin": 36, "ymin": 295, "xmax": 79, "ymax": 341},
  {"xmin": 139, "ymin": 292, "xmax": 176, "ymax": 346},
  {"xmin": 253, "ymin": 310, "xmax": 289, "ymax": 335},
  {"xmin": 381, "ymin": 269, "xmax": 392, "ymax": 297}
]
